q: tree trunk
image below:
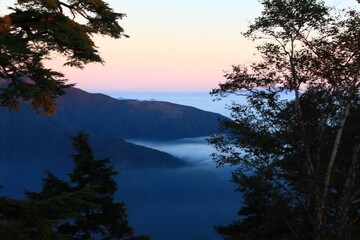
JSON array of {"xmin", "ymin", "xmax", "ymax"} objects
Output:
[
  {"xmin": 315, "ymin": 103, "xmax": 350, "ymax": 240},
  {"xmin": 337, "ymin": 142, "xmax": 360, "ymax": 240}
]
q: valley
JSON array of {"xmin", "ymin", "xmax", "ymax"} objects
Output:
[{"xmin": 0, "ymin": 87, "xmax": 240, "ymax": 240}]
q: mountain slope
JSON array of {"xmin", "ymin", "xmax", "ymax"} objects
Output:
[
  {"xmin": 0, "ymin": 101, "xmax": 189, "ymax": 199},
  {"xmin": 54, "ymin": 88, "xmax": 225, "ymax": 140},
  {"xmin": 0, "ymin": 102, "xmax": 187, "ymax": 169},
  {"xmin": 0, "ymin": 88, "xmax": 238, "ymax": 240}
]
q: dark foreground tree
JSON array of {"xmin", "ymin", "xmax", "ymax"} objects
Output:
[
  {"xmin": 61, "ymin": 131, "xmax": 137, "ymax": 239},
  {"xmin": 0, "ymin": 2, "xmax": 134, "ymax": 239},
  {"xmin": 215, "ymin": 173, "xmax": 295, "ymax": 240},
  {"xmin": 0, "ymin": 184, "xmax": 96, "ymax": 239},
  {"xmin": 27, "ymin": 131, "xmax": 148, "ymax": 240},
  {"xmin": 210, "ymin": 0, "xmax": 360, "ymax": 239},
  {"xmin": 0, "ymin": 0, "xmax": 127, "ymax": 114}
]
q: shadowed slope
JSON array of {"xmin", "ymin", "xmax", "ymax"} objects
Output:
[
  {"xmin": 0, "ymin": 88, "xmax": 238, "ymax": 240},
  {"xmin": 55, "ymin": 88, "xmax": 225, "ymax": 140}
]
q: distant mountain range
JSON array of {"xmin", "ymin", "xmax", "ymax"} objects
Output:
[
  {"xmin": 0, "ymin": 87, "xmax": 238, "ymax": 240},
  {"xmin": 55, "ymin": 88, "xmax": 226, "ymax": 140}
]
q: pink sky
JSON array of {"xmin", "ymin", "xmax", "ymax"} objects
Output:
[
  {"xmin": 47, "ymin": 0, "xmax": 263, "ymax": 93},
  {"xmin": 3, "ymin": 0, "xmax": 359, "ymax": 93}
]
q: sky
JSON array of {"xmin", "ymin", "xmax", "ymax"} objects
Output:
[
  {"xmin": 58, "ymin": 0, "xmax": 264, "ymax": 93},
  {"xmin": 1, "ymin": 0, "xmax": 359, "ymax": 93}
]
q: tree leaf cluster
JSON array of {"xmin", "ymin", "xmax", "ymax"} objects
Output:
[
  {"xmin": 0, "ymin": 0, "xmax": 127, "ymax": 114},
  {"xmin": 211, "ymin": 1, "xmax": 360, "ymax": 239}
]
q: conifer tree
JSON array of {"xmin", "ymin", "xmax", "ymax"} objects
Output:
[
  {"xmin": 0, "ymin": 187, "xmax": 95, "ymax": 240},
  {"xmin": 27, "ymin": 131, "xmax": 148, "ymax": 240},
  {"xmin": 60, "ymin": 131, "xmax": 136, "ymax": 240}
]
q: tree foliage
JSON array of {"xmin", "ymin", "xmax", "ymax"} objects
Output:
[
  {"xmin": 0, "ymin": 132, "xmax": 147, "ymax": 240},
  {"xmin": 0, "ymin": 0, "xmax": 127, "ymax": 114},
  {"xmin": 0, "ymin": 184, "xmax": 97, "ymax": 239},
  {"xmin": 26, "ymin": 131, "xmax": 148, "ymax": 240},
  {"xmin": 210, "ymin": 0, "xmax": 360, "ymax": 239}
]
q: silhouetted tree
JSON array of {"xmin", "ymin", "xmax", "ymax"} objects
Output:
[
  {"xmin": 0, "ymin": 2, "xmax": 135, "ymax": 239},
  {"xmin": 215, "ymin": 173, "xmax": 296, "ymax": 240},
  {"xmin": 27, "ymin": 132, "xmax": 148, "ymax": 240},
  {"xmin": 210, "ymin": 0, "xmax": 360, "ymax": 239},
  {"xmin": 61, "ymin": 131, "xmax": 135, "ymax": 239},
  {"xmin": 0, "ymin": 188, "xmax": 95, "ymax": 240},
  {"xmin": 0, "ymin": 0, "xmax": 127, "ymax": 114}
]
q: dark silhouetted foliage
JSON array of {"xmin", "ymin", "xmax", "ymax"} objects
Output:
[
  {"xmin": 0, "ymin": 0, "xmax": 127, "ymax": 114},
  {"xmin": 26, "ymin": 131, "xmax": 149, "ymax": 240},
  {"xmin": 211, "ymin": 1, "xmax": 360, "ymax": 239}
]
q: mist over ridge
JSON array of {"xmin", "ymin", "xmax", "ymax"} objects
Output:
[{"xmin": 0, "ymin": 87, "xmax": 240, "ymax": 240}]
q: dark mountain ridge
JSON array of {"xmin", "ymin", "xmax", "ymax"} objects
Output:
[
  {"xmin": 0, "ymin": 87, "xmax": 238, "ymax": 240},
  {"xmin": 55, "ymin": 88, "xmax": 226, "ymax": 140},
  {"xmin": 0, "ymin": 101, "xmax": 187, "ymax": 169}
]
